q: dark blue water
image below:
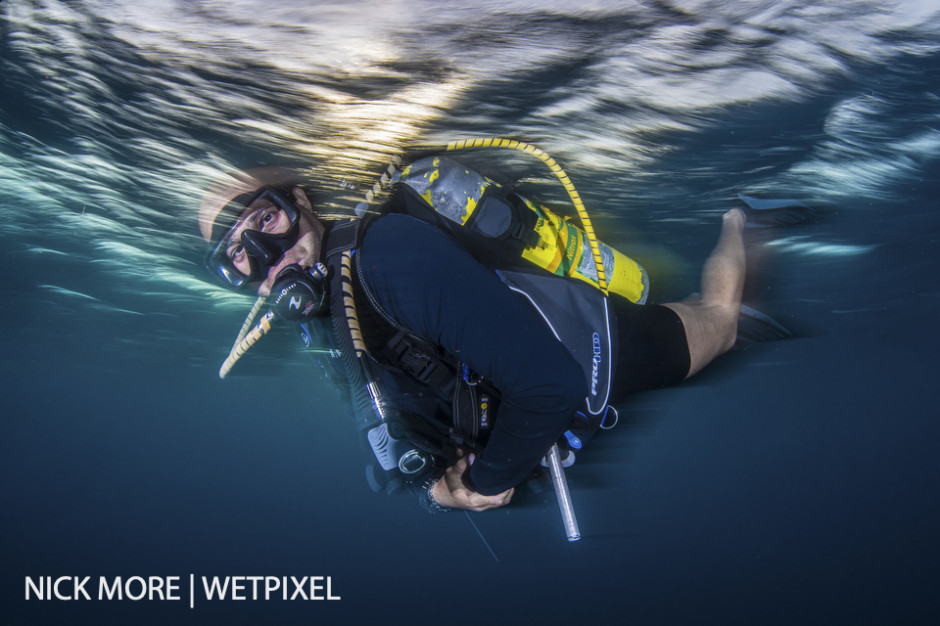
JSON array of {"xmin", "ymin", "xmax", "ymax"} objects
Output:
[{"xmin": 2, "ymin": 1, "xmax": 939, "ymax": 624}]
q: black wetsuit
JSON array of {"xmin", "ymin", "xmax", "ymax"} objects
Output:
[
  {"xmin": 359, "ymin": 213, "xmax": 585, "ymax": 495},
  {"xmin": 357, "ymin": 213, "xmax": 691, "ymax": 496}
]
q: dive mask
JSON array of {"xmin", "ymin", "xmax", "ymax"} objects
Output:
[{"xmin": 204, "ymin": 186, "xmax": 302, "ymax": 289}]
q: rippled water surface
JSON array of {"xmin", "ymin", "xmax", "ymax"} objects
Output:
[{"xmin": 2, "ymin": 1, "xmax": 939, "ymax": 624}]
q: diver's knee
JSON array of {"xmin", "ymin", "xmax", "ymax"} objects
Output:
[{"xmin": 716, "ymin": 304, "xmax": 739, "ymax": 353}]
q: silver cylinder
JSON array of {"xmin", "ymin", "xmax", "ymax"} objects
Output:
[{"xmin": 546, "ymin": 444, "xmax": 581, "ymax": 542}]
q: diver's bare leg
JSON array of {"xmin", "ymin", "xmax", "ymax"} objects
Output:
[{"xmin": 664, "ymin": 209, "xmax": 746, "ymax": 378}]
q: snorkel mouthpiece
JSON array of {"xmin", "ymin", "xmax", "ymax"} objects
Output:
[{"xmin": 270, "ymin": 263, "xmax": 330, "ymax": 322}]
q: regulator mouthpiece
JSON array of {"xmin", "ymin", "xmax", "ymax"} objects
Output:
[{"xmin": 270, "ymin": 263, "xmax": 329, "ymax": 322}]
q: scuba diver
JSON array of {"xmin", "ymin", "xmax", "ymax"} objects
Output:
[{"xmin": 197, "ymin": 145, "xmax": 790, "ymax": 513}]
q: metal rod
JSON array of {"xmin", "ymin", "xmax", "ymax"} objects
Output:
[{"xmin": 546, "ymin": 444, "xmax": 580, "ymax": 542}]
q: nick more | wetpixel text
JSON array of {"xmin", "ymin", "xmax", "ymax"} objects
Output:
[{"xmin": 25, "ymin": 575, "xmax": 341, "ymax": 603}]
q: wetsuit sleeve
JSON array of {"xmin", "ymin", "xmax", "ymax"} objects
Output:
[{"xmin": 359, "ymin": 214, "xmax": 586, "ymax": 495}]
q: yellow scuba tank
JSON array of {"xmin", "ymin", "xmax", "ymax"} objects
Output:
[
  {"xmin": 517, "ymin": 195, "xmax": 648, "ymax": 304},
  {"xmin": 394, "ymin": 155, "xmax": 648, "ymax": 304}
]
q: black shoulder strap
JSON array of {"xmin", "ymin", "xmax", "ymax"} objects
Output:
[{"xmin": 324, "ymin": 219, "xmax": 360, "ymax": 260}]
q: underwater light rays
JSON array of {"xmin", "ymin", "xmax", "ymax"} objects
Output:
[{"xmin": 1, "ymin": 0, "xmax": 938, "ymax": 325}]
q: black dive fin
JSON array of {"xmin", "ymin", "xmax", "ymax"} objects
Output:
[
  {"xmin": 736, "ymin": 304, "xmax": 793, "ymax": 344},
  {"xmin": 738, "ymin": 193, "xmax": 814, "ymax": 227}
]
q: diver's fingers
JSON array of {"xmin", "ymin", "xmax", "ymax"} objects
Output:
[
  {"xmin": 432, "ymin": 469, "xmax": 514, "ymax": 511},
  {"xmin": 466, "ymin": 488, "xmax": 514, "ymax": 511},
  {"xmin": 447, "ymin": 454, "xmax": 473, "ymax": 470}
]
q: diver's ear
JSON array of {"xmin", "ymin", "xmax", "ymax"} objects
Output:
[{"xmin": 292, "ymin": 187, "xmax": 313, "ymax": 211}]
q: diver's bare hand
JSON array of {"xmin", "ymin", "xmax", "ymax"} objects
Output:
[{"xmin": 431, "ymin": 452, "xmax": 513, "ymax": 511}]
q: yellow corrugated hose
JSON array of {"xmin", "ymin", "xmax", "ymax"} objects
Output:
[{"xmin": 219, "ymin": 308, "xmax": 274, "ymax": 379}]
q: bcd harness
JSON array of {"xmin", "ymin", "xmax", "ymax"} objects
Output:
[{"xmin": 314, "ymin": 155, "xmax": 650, "ymax": 485}]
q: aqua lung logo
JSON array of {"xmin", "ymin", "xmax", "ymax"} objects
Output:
[
  {"xmin": 281, "ymin": 288, "xmax": 315, "ymax": 317},
  {"xmin": 591, "ymin": 332, "xmax": 602, "ymax": 396}
]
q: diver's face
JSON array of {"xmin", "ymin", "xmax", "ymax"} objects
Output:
[{"xmin": 224, "ymin": 188, "xmax": 324, "ymax": 297}]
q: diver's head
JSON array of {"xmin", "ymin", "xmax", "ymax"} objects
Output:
[{"xmin": 199, "ymin": 170, "xmax": 325, "ymax": 297}]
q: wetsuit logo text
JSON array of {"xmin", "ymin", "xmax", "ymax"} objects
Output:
[{"xmin": 591, "ymin": 332, "xmax": 602, "ymax": 396}]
